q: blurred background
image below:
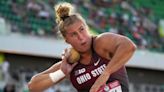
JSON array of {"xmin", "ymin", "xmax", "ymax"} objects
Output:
[{"xmin": 0, "ymin": 0, "xmax": 164, "ymax": 92}]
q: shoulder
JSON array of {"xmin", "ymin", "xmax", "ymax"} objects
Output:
[
  {"xmin": 92, "ymin": 33, "xmax": 119, "ymax": 58},
  {"xmin": 93, "ymin": 32, "xmax": 130, "ymax": 58},
  {"xmin": 94, "ymin": 32, "xmax": 125, "ymax": 45}
]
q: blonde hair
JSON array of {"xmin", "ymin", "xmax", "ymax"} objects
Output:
[{"xmin": 54, "ymin": 2, "xmax": 87, "ymax": 37}]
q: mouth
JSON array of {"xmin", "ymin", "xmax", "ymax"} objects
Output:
[{"xmin": 81, "ymin": 42, "xmax": 87, "ymax": 46}]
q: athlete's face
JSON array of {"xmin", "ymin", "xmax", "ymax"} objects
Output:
[{"xmin": 65, "ymin": 20, "xmax": 92, "ymax": 53}]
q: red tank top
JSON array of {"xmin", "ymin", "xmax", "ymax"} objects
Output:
[{"xmin": 70, "ymin": 38, "xmax": 129, "ymax": 92}]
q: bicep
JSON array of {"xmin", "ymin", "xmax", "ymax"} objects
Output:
[
  {"xmin": 95, "ymin": 33, "xmax": 135, "ymax": 57},
  {"xmin": 95, "ymin": 33, "xmax": 123, "ymax": 53},
  {"xmin": 103, "ymin": 33, "xmax": 136, "ymax": 56}
]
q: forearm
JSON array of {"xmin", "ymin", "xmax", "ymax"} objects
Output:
[
  {"xmin": 28, "ymin": 62, "xmax": 64, "ymax": 92},
  {"xmin": 28, "ymin": 72, "xmax": 65, "ymax": 92},
  {"xmin": 28, "ymin": 74, "xmax": 54, "ymax": 92},
  {"xmin": 105, "ymin": 38, "xmax": 136, "ymax": 75}
]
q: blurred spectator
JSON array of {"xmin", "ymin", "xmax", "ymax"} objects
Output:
[
  {"xmin": 27, "ymin": 0, "xmax": 42, "ymax": 11},
  {"xmin": 3, "ymin": 83, "xmax": 15, "ymax": 92},
  {"xmin": 26, "ymin": 0, "xmax": 42, "ymax": 17},
  {"xmin": 159, "ymin": 20, "xmax": 164, "ymax": 43},
  {"xmin": 0, "ymin": 0, "xmax": 163, "ymax": 51},
  {"xmin": 108, "ymin": 14, "xmax": 118, "ymax": 33},
  {"xmin": 91, "ymin": 0, "xmax": 122, "ymax": 7},
  {"xmin": 2, "ymin": 60, "xmax": 10, "ymax": 83},
  {"xmin": 131, "ymin": 26, "xmax": 147, "ymax": 49},
  {"xmin": 38, "ymin": 7, "xmax": 50, "ymax": 20}
]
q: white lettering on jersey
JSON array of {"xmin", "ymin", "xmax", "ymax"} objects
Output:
[
  {"xmin": 76, "ymin": 73, "xmax": 91, "ymax": 84},
  {"xmin": 75, "ymin": 68, "xmax": 86, "ymax": 76},
  {"xmin": 91, "ymin": 64, "xmax": 106, "ymax": 77},
  {"xmin": 76, "ymin": 64, "xmax": 107, "ymax": 84}
]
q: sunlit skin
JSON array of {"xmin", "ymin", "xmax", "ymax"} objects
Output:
[
  {"xmin": 65, "ymin": 20, "xmax": 92, "ymax": 52},
  {"xmin": 28, "ymin": 14, "xmax": 136, "ymax": 92},
  {"xmin": 64, "ymin": 20, "xmax": 93, "ymax": 65}
]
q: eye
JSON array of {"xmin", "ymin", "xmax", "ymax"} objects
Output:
[
  {"xmin": 79, "ymin": 26, "xmax": 84, "ymax": 32},
  {"xmin": 71, "ymin": 32, "xmax": 77, "ymax": 37}
]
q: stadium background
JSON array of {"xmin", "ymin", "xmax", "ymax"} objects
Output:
[{"xmin": 0, "ymin": 0, "xmax": 164, "ymax": 92}]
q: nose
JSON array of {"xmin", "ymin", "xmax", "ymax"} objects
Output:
[{"xmin": 77, "ymin": 33, "xmax": 85, "ymax": 42}]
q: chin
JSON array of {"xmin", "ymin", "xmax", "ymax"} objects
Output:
[
  {"xmin": 76, "ymin": 42, "xmax": 91, "ymax": 53},
  {"xmin": 78, "ymin": 47, "xmax": 91, "ymax": 54}
]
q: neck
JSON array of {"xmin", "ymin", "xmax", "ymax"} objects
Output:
[{"xmin": 80, "ymin": 50, "xmax": 92, "ymax": 65}]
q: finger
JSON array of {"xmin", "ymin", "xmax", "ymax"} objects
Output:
[
  {"xmin": 64, "ymin": 48, "xmax": 70, "ymax": 58},
  {"xmin": 61, "ymin": 49, "xmax": 66, "ymax": 59},
  {"xmin": 61, "ymin": 55, "xmax": 64, "ymax": 59},
  {"xmin": 62, "ymin": 56, "xmax": 67, "ymax": 63},
  {"xmin": 71, "ymin": 62, "xmax": 78, "ymax": 67},
  {"xmin": 61, "ymin": 48, "xmax": 70, "ymax": 60}
]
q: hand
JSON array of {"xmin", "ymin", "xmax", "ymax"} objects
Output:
[
  {"xmin": 90, "ymin": 71, "xmax": 110, "ymax": 92},
  {"xmin": 60, "ymin": 48, "xmax": 77, "ymax": 76}
]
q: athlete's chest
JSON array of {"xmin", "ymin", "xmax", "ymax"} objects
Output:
[
  {"xmin": 75, "ymin": 63, "xmax": 106, "ymax": 84},
  {"xmin": 70, "ymin": 57, "xmax": 109, "ymax": 90}
]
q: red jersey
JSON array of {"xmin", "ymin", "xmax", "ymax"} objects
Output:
[{"xmin": 70, "ymin": 38, "xmax": 129, "ymax": 92}]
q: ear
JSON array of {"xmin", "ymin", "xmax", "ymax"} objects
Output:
[
  {"xmin": 64, "ymin": 35, "xmax": 70, "ymax": 44},
  {"xmin": 65, "ymin": 39, "xmax": 69, "ymax": 44}
]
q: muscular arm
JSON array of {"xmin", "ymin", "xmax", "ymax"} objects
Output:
[
  {"xmin": 102, "ymin": 33, "xmax": 136, "ymax": 75},
  {"xmin": 28, "ymin": 61, "xmax": 65, "ymax": 92},
  {"xmin": 90, "ymin": 33, "xmax": 136, "ymax": 92}
]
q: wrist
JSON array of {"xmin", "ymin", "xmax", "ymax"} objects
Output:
[
  {"xmin": 49, "ymin": 69, "xmax": 65, "ymax": 83},
  {"xmin": 102, "ymin": 70, "xmax": 111, "ymax": 78}
]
